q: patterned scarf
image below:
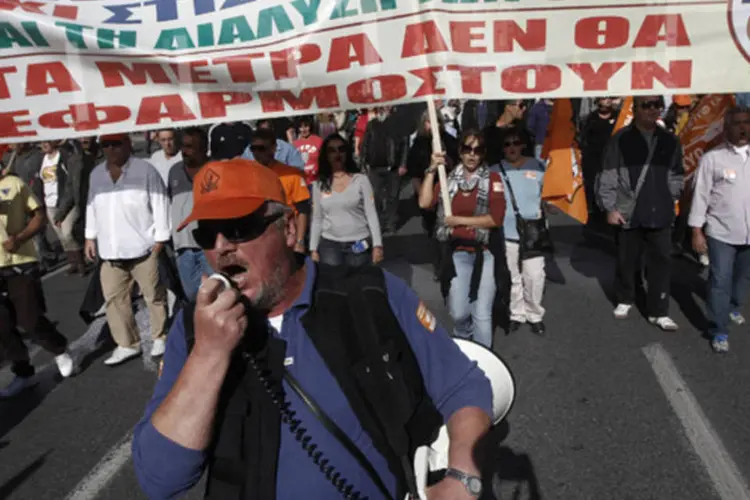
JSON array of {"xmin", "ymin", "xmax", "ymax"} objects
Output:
[{"xmin": 436, "ymin": 164, "xmax": 491, "ymax": 244}]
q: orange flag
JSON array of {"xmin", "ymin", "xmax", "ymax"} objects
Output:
[
  {"xmin": 612, "ymin": 96, "xmax": 633, "ymax": 135},
  {"xmin": 676, "ymin": 94, "xmax": 735, "ymax": 215},
  {"xmin": 540, "ymin": 99, "xmax": 588, "ymax": 224},
  {"xmin": 680, "ymin": 94, "xmax": 735, "ymax": 182}
]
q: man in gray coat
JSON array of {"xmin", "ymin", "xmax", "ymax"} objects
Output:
[{"xmin": 597, "ymin": 95, "xmax": 684, "ymax": 331}]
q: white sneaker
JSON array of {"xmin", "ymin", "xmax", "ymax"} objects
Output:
[
  {"xmin": 55, "ymin": 352, "xmax": 76, "ymax": 378},
  {"xmin": 613, "ymin": 304, "xmax": 632, "ymax": 319},
  {"xmin": 104, "ymin": 346, "xmax": 141, "ymax": 366},
  {"xmin": 0, "ymin": 376, "xmax": 36, "ymax": 398},
  {"xmin": 649, "ymin": 316, "xmax": 679, "ymax": 331},
  {"xmin": 150, "ymin": 339, "xmax": 166, "ymax": 358}
]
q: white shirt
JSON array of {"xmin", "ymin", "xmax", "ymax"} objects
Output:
[
  {"xmin": 149, "ymin": 149, "xmax": 183, "ymax": 186},
  {"xmin": 733, "ymin": 144, "xmax": 749, "ymax": 163},
  {"xmin": 41, "ymin": 151, "xmax": 60, "ymax": 208},
  {"xmin": 85, "ymin": 156, "xmax": 171, "ymax": 260}
]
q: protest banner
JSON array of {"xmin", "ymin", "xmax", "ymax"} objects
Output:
[{"xmin": 1, "ymin": 0, "xmax": 750, "ymax": 141}]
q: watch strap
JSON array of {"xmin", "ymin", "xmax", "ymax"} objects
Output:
[{"xmin": 445, "ymin": 467, "xmax": 482, "ymax": 497}]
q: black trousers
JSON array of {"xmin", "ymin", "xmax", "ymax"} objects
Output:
[
  {"xmin": 0, "ymin": 270, "xmax": 68, "ymax": 377},
  {"xmin": 614, "ymin": 226, "xmax": 672, "ymax": 317},
  {"xmin": 368, "ymin": 168, "xmax": 401, "ymax": 232}
]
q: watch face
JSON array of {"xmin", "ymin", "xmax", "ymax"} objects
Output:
[{"xmin": 467, "ymin": 477, "xmax": 483, "ymax": 495}]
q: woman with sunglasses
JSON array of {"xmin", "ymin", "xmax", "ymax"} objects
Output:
[
  {"xmin": 493, "ymin": 129, "xmax": 548, "ymax": 336},
  {"xmin": 418, "ymin": 130, "xmax": 506, "ymax": 348},
  {"xmin": 310, "ymin": 134, "xmax": 383, "ymax": 267},
  {"xmin": 483, "ymin": 100, "xmax": 534, "ymax": 166}
]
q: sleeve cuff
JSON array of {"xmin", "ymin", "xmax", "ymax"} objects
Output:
[
  {"xmin": 133, "ymin": 421, "xmax": 205, "ymax": 489},
  {"xmin": 687, "ymin": 215, "xmax": 705, "ymax": 228},
  {"xmin": 154, "ymin": 230, "xmax": 172, "ymax": 242},
  {"xmin": 437, "ymin": 365, "xmax": 493, "ymax": 423},
  {"xmin": 84, "ymin": 230, "xmax": 96, "ymax": 240}
]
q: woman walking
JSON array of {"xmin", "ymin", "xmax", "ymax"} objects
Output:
[
  {"xmin": 493, "ymin": 128, "xmax": 548, "ymax": 335},
  {"xmin": 418, "ymin": 130, "xmax": 506, "ymax": 348},
  {"xmin": 310, "ymin": 135, "xmax": 383, "ymax": 267}
]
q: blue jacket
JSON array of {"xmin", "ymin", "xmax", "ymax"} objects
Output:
[
  {"xmin": 242, "ymin": 139, "xmax": 304, "ymax": 169},
  {"xmin": 132, "ymin": 263, "xmax": 492, "ymax": 499}
]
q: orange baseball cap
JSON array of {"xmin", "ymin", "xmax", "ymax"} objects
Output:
[
  {"xmin": 177, "ymin": 159, "xmax": 286, "ymax": 231},
  {"xmin": 673, "ymin": 95, "xmax": 692, "ymax": 107}
]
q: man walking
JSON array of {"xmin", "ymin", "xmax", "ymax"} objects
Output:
[
  {"xmin": 689, "ymin": 106, "xmax": 750, "ymax": 353},
  {"xmin": 0, "ymin": 160, "xmax": 75, "ymax": 397},
  {"xmin": 597, "ymin": 95, "xmax": 685, "ymax": 330},
  {"xmin": 168, "ymin": 127, "xmax": 213, "ymax": 302},
  {"xmin": 85, "ymin": 134, "xmax": 171, "ymax": 365},
  {"xmin": 150, "ymin": 129, "xmax": 183, "ymax": 185}
]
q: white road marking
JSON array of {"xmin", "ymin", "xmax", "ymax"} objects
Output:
[
  {"xmin": 643, "ymin": 343, "xmax": 750, "ymax": 500},
  {"xmin": 63, "ymin": 432, "xmax": 133, "ymax": 500},
  {"xmin": 41, "ymin": 264, "xmax": 70, "ymax": 281}
]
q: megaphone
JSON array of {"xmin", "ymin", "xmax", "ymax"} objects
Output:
[{"xmin": 410, "ymin": 338, "xmax": 516, "ymax": 499}]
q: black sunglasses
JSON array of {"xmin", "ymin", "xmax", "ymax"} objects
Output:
[
  {"xmin": 504, "ymin": 140, "xmax": 523, "ymax": 148},
  {"xmin": 101, "ymin": 140, "xmax": 124, "ymax": 149},
  {"xmin": 192, "ymin": 212, "xmax": 283, "ymax": 250},
  {"xmin": 460, "ymin": 145, "xmax": 485, "ymax": 155},
  {"xmin": 327, "ymin": 145, "xmax": 347, "ymax": 154},
  {"xmin": 640, "ymin": 100, "xmax": 663, "ymax": 110},
  {"xmin": 249, "ymin": 144, "xmax": 269, "ymax": 152}
]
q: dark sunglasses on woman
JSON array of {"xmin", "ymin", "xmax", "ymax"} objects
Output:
[
  {"xmin": 460, "ymin": 145, "xmax": 485, "ymax": 155},
  {"xmin": 504, "ymin": 140, "xmax": 523, "ymax": 148},
  {"xmin": 192, "ymin": 212, "xmax": 284, "ymax": 250}
]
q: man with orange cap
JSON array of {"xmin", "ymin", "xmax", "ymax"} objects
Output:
[{"xmin": 132, "ymin": 159, "xmax": 493, "ymax": 500}]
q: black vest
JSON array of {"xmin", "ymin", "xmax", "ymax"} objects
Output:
[{"xmin": 182, "ymin": 265, "xmax": 443, "ymax": 499}]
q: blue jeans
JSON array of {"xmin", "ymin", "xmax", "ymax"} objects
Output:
[
  {"xmin": 317, "ymin": 238, "xmax": 372, "ymax": 268},
  {"xmin": 706, "ymin": 236, "xmax": 750, "ymax": 336},
  {"xmin": 176, "ymin": 249, "xmax": 213, "ymax": 302},
  {"xmin": 447, "ymin": 250, "xmax": 496, "ymax": 348}
]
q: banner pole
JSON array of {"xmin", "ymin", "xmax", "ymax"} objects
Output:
[{"xmin": 427, "ymin": 99, "xmax": 452, "ymax": 217}]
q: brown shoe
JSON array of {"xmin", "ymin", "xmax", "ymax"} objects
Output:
[{"xmin": 66, "ymin": 251, "xmax": 84, "ymax": 275}]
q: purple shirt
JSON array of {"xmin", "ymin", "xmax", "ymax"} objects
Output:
[
  {"xmin": 132, "ymin": 262, "xmax": 492, "ymax": 499},
  {"xmin": 527, "ymin": 101, "xmax": 553, "ymax": 146}
]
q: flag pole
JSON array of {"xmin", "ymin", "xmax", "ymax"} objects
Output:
[{"xmin": 427, "ymin": 99, "xmax": 452, "ymax": 216}]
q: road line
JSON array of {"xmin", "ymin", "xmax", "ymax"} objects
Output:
[
  {"xmin": 643, "ymin": 343, "xmax": 750, "ymax": 500},
  {"xmin": 63, "ymin": 432, "xmax": 133, "ymax": 500},
  {"xmin": 41, "ymin": 264, "xmax": 70, "ymax": 281}
]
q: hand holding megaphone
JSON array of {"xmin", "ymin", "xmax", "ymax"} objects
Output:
[{"xmin": 192, "ymin": 273, "xmax": 248, "ymax": 360}]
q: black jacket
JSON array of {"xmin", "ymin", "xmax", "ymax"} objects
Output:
[
  {"xmin": 405, "ymin": 131, "xmax": 458, "ymax": 180},
  {"xmin": 597, "ymin": 124, "xmax": 684, "ymax": 229}
]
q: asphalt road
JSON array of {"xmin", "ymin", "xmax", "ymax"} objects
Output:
[{"xmin": 1, "ymin": 169, "xmax": 749, "ymax": 499}]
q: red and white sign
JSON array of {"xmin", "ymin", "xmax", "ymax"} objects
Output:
[{"xmin": 0, "ymin": 0, "xmax": 749, "ymax": 142}]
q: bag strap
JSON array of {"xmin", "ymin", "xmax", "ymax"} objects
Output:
[
  {"xmin": 633, "ymin": 134, "xmax": 658, "ymax": 201},
  {"xmin": 283, "ymin": 368, "xmax": 395, "ymax": 500},
  {"xmin": 498, "ymin": 163, "xmax": 521, "ymax": 217}
]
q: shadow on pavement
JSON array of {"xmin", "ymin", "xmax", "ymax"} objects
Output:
[
  {"xmin": 669, "ymin": 255, "xmax": 709, "ymax": 334},
  {"xmin": 383, "ymin": 233, "xmax": 439, "ymax": 267},
  {"xmin": 0, "ymin": 368, "xmax": 60, "ymax": 440},
  {"xmin": 0, "ymin": 450, "xmax": 50, "ymax": 499},
  {"xmin": 478, "ymin": 421, "xmax": 543, "ymax": 500}
]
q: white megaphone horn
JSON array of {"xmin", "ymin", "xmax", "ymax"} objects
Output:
[{"xmin": 408, "ymin": 338, "xmax": 516, "ymax": 500}]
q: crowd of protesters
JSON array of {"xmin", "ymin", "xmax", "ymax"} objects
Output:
[{"xmin": 0, "ymin": 94, "xmax": 749, "ymax": 397}]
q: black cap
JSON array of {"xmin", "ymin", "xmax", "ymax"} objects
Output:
[{"xmin": 209, "ymin": 122, "xmax": 253, "ymax": 160}]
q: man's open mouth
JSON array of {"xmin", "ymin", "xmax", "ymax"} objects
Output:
[{"xmin": 221, "ymin": 265, "xmax": 246, "ymax": 278}]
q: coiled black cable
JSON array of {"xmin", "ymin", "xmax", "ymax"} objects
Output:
[{"xmin": 243, "ymin": 352, "xmax": 370, "ymax": 500}]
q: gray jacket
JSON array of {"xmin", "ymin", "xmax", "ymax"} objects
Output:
[{"xmin": 597, "ymin": 125, "xmax": 684, "ymax": 229}]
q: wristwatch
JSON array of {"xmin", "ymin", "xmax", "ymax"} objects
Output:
[{"xmin": 445, "ymin": 468, "xmax": 482, "ymax": 497}]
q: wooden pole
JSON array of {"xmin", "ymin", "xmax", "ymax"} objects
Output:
[{"xmin": 426, "ymin": 99, "xmax": 452, "ymax": 217}]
